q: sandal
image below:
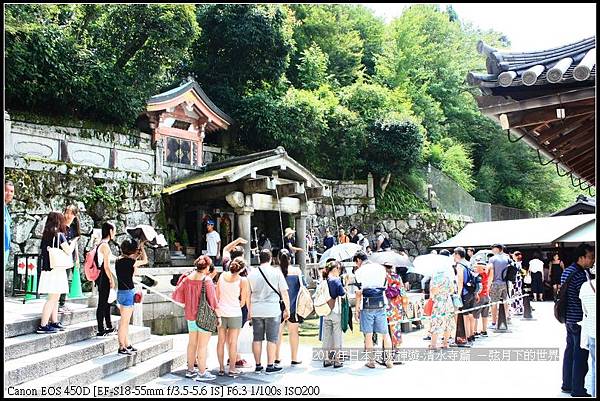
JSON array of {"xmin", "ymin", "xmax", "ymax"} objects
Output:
[
  {"xmin": 365, "ymin": 361, "xmax": 376, "ymax": 369},
  {"xmin": 228, "ymin": 370, "xmax": 241, "ymax": 377},
  {"xmin": 428, "ymin": 345, "xmax": 440, "ymax": 351}
]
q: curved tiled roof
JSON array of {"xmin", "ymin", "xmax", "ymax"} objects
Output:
[{"xmin": 467, "ymin": 36, "xmax": 596, "ymax": 93}]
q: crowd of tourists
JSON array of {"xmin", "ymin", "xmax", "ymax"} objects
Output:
[{"xmin": 3, "ymin": 181, "xmax": 595, "ymax": 393}]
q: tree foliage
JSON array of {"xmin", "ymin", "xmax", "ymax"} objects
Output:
[{"xmin": 4, "ymin": 3, "xmax": 589, "ymax": 214}]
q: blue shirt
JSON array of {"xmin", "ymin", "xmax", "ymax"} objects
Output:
[
  {"xmin": 561, "ymin": 263, "xmax": 591, "ymax": 324},
  {"xmin": 490, "ymin": 253, "xmax": 511, "ymax": 283},
  {"xmin": 327, "ymin": 277, "xmax": 345, "ymax": 299},
  {"xmin": 285, "ymin": 274, "xmax": 301, "ymax": 314},
  {"xmin": 323, "ymin": 236, "xmax": 336, "ymax": 250},
  {"xmin": 4, "ymin": 204, "xmax": 11, "ymax": 252}
]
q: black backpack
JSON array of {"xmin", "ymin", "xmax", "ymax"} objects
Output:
[
  {"xmin": 502, "ymin": 259, "xmax": 518, "ymax": 282},
  {"xmin": 460, "ymin": 262, "xmax": 480, "ymax": 294},
  {"xmin": 554, "ymin": 269, "xmax": 579, "ymax": 324},
  {"xmin": 381, "ymin": 237, "xmax": 391, "ymax": 249}
]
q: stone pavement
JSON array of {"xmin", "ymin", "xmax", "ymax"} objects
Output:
[{"xmin": 149, "ymin": 301, "xmax": 593, "ymax": 398}]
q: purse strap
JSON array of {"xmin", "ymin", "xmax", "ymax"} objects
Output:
[{"xmin": 258, "ymin": 266, "xmax": 282, "ymax": 302}]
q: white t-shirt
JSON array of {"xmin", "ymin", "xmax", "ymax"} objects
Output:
[
  {"xmin": 579, "ymin": 278, "xmax": 596, "ymax": 349},
  {"xmin": 355, "ymin": 261, "xmax": 387, "ymax": 289},
  {"xmin": 528, "ymin": 259, "xmax": 544, "ymax": 274},
  {"xmin": 248, "ymin": 263, "xmax": 289, "ymax": 318},
  {"xmin": 206, "ymin": 231, "xmax": 221, "ymax": 256}
]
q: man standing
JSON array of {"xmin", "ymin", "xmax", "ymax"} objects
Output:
[
  {"xmin": 284, "ymin": 227, "xmax": 303, "ymax": 265},
  {"xmin": 248, "ymin": 250, "xmax": 290, "ymax": 374},
  {"xmin": 4, "ymin": 181, "xmax": 14, "ymax": 269},
  {"xmin": 323, "ymin": 228, "xmax": 336, "ymax": 251},
  {"xmin": 353, "ymin": 251, "xmax": 394, "ymax": 369},
  {"xmin": 205, "ymin": 220, "xmax": 221, "ymax": 265},
  {"xmin": 488, "ymin": 244, "xmax": 510, "ymax": 330},
  {"xmin": 306, "ymin": 229, "xmax": 318, "ymax": 264},
  {"xmin": 454, "ymin": 247, "xmax": 476, "ymax": 344},
  {"xmin": 349, "ymin": 227, "xmax": 359, "ymax": 244},
  {"xmin": 561, "ymin": 243, "xmax": 595, "ymax": 397}
]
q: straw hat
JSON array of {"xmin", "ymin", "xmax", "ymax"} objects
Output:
[{"xmin": 284, "ymin": 227, "xmax": 296, "ymax": 237}]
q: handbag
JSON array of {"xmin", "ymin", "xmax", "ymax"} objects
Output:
[
  {"xmin": 424, "ymin": 298, "xmax": 433, "ymax": 316},
  {"xmin": 524, "ymin": 272, "xmax": 532, "ymax": 285},
  {"xmin": 257, "ymin": 266, "xmax": 286, "ymax": 322},
  {"xmin": 48, "ymin": 234, "xmax": 74, "ymax": 270},
  {"xmin": 237, "ymin": 321, "xmax": 253, "ymax": 354},
  {"xmin": 195, "ymin": 278, "xmax": 218, "ymax": 332},
  {"xmin": 108, "ymin": 288, "xmax": 117, "ymax": 303}
]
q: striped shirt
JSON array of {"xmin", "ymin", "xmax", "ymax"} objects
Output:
[
  {"xmin": 579, "ymin": 278, "xmax": 596, "ymax": 340},
  {"xmin": 561, "ymin": 263, "xmax": 590, "ymax": 324}
]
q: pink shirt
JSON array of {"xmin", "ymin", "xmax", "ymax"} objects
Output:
[{"xmin": 172, "ymin": 276, "xmax": 218, "ymax": 321}]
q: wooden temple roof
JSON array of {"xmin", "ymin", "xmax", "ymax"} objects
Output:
[
  {"xmin": 467, "ymin": 37, "xmax": 596, "ymax": 188},
  {"xmin": 147, "ymin": 77, "xmax": 234, "ymax": 133}
]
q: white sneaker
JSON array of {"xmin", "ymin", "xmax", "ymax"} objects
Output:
[
  {"xmin": 185, "ymin": 369, "xmax": 198, "ymax": 378},
  {"xmin": 194, "ymin": 371, "xmax": 216, "ymax": 381}
]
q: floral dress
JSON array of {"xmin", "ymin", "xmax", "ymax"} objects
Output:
[
  {"xmin": 429, "ymin": 271, "xmax": 456, "ymax": 335},
  {"xmin": 511, "ymin": 266, "xmax": 524, "ymax": 315},
  {"xmin": 385, "ymin": 272, "xmax": 407, "ymax": 347}
]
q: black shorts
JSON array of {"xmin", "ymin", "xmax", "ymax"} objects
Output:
[
  {"xmin": 461, "ymin": 293, "xmax": 475, "ymax": 315},
  {"xmin": 287, "ymin": 312, "xmax": 304, "ymax": 324}
]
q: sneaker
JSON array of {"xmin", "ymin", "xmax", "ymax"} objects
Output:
[
  {"xmin": 423, "ymin": 335, "xmax": 431, "ymax": 341},
  {"xmin": 265, "ymin": 365, "xmax": 283, "ymax": 374},
  {"xmin": 254, "ymin": 364, "xmax": 264, "ymax": 372},
  {"xmin": 194, "ymin": 371, "xmax": 216, "ymax": 381},
  {"xmin": 127, "ymin": 345, "xmax": 138, "ymax": 352},
  {"xmin": 489, "ymin": 322, "xmax": 496, "ymax": 328},
  {"xmin": 118, "ymin": 347, "xmax": 133, "ymax": 355},
  {"xmin": 235, "ymin": 359, "xmax": 249, "ymax": 368},
  {"xmin": 473, "ymin": 332, "xmax": 480, "ymax": 338},
  {"xmin": 333, "ymin": 361, "xmax": 344, "ymax": 368},
  {"xmin": 96, "ymin": 330, "xmax": 114, "ymax": 337},
  {"xmin": 185, "ymin": 369, "xmax": 198, "ymax": 378},
  {"xmin": 480, "ymin": 331, "xmax": 488, "ymax": 337},
  {"xmin": 37, "ymin": 325, "xmax": 58, "ymax": 334},
  {"xmin": 323, "ymin": 360, "xmax": 333, "ymax": 368},
  {"xmin": 385, "ymin": 360, "xmax": 394, "ymax": 369},
  {"xmin": 104, "ymin": 327, "xmax": 117, "ymax": 335},
  {"xmin": 50, "ymin": 322, "xmax": 66, "ymax": 331},
  {"xmin": 274, "ymin": 359, "xmax": 281, "ymax": 367}
]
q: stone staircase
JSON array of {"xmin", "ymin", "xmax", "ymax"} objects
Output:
[{"xmin": 4, "ymin": 305, "xmax": 186, "ymax": 393}]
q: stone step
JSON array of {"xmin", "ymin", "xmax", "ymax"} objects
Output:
[
  {"xmin": 14, "ymin": 336, "xmax": 175, "ymax": 390},
  {"xmin": 4, "ymin": 317, "xmax": 120, "ymax": 361},
  {"xmin": 5, "ymin": 306, "xmax": 100, "ymax": 338},
  {"xmin": 90, "ymin": 349, "xmax": 186, "ymax": 391},
  {"xmin": 4, "ymin": 325, "xmax": 151, "ymax": 387}
]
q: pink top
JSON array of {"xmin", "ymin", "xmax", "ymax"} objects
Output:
[
  {"xmin": 217, "ymin": 274, "xmax": 243, "ymax": 317},
  {"xmin": 172, "ymin": 276, "xmax": 218, "ymax": 321}
]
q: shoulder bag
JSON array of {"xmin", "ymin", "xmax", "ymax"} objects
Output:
[
  {"xmin": 196, "ymin": 278, "xmax": 218, "ymax": 332},
  {"xmin": 48, "ymin": 233, "xmax": 74, "ymax": 270},
  {"xmin": 258, "ymin": 266, "xmax": 286, "ymax": 322}
]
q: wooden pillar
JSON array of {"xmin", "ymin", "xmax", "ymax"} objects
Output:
[
  {"xmin": 295, "ymin": 211, "xmax": 308, "ymax": 272},
  {"xmin": 235, "ymin": 207, "xmax": 254, "ymax": 266}
]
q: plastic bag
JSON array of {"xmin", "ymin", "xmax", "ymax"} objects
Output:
[
  {"xmin": 237, "ymin": 321, "xmax": 253, "ymax": 354},
  {"xmin": 108, "ymin": 288, "xmax": 117, "ymax": 303}
]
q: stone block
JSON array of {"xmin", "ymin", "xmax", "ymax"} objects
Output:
[
  {"xmin": 345, "ymin": 205, "xmax": 358, "ymax": 216},
  {"xmin": 396, "ymin": 220, "xmax": 409, "ymax": 234},
  {"xmin": 33, "ymin": 215, "xmax": 47, "ymax": 238},
  {"xmin": 383, "ymin": 219, "xmax": 396, "ymax": 232},
  {"xmin": 9, "ymin": 200, "xmax": 27, "ymax": 214},
  {"xmin": 24, "ymin": 238, "xmax": 42, "ymax": 255},
  {"xmin": 118, "ymin": 198, "xmax": 140, "ymax": 213},
  {"xmin": 12, "ymin": 214, "xmax": 37, "ymax": 244},
  {"xmin": 140, "ymin": 197, "xmax": 160, "ymax": 213},
  {"xmin": 389, "ymin": 228, "xmax": 402, "ymax": 241},
  {"xmin": 79, "ymin": 212, "xmax": 94, "ymax": 235},
  {"xmin": 126, "ymin": 211, "xmax": 149, "ymax": 227},
  {"xmin": 334, "ymin": 205, "xmax": 345, "ymax": 218}
]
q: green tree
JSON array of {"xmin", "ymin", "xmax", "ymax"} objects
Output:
[
  {"xmin": 297, "ymin": 43, "xmax": 331, "ymax": 89},
  {"xmin": 365, "ymin": 119, "xmax": 425, "ymax": 196}
]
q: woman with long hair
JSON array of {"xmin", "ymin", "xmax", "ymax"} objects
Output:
[
  {"xmin": 37, "ymin": 212, "xmax": 79, "ymax": 334},
  {"xmin": 321, "ymin": 260, "xmax": 345, "ymax": 368},
  {"xmin": 274, "ymin": 249, "xmax": 304, "ymax": 366},
  {"xmin": 115, "ymin": 238, "xmax": 148, "ymax": 355},
  {"xmin": 383, "ymin": 263, "xmax": 407, "ymax": 351},
  {"xmin": 549, "ymin": 253, "xmax": 565, "ymax": 301},
  {"xmin": 96, "ymin": 222, "xmax": 117, "ymax": 336},
  {"xmin": 172, "ymin": 255, "xmax": 220, "ymax": 381},
  {"xmin": 216, "ymin": 257, "xmax": 249, "ymax": 377}
]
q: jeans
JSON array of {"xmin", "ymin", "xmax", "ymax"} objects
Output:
[
  {"xmin": 589, "ymin": 337, "xmax": 596, "ymax": 397},
  {"xmin": 563, "ymin": 323, "xmax": 590, "ymax": 395}
]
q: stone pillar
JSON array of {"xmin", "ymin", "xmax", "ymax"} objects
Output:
[
  {"xmin": 295, "ymin": 211, "xmax": 308, "ymax": 272},
  {"xmin": 4, "ymin": 111, "xmax": 12, "ymax": 156},
  {"xmin": 155, "ymin": 136, "xmax": 164, "ymax": 178},
  {"xmin": 235, "ymin": 207, "xmax": 253, "ymax": 265},
  {"xmin": 367, "ymin": 172, "xmax": 374, "ymax": 199}
]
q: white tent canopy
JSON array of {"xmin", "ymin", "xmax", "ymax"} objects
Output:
[
  {"xmin": 431, "ymin": 214, "xmax": 595, "ymax": 249},
  {"xmin": 555, "ymin": 220, "xmax": 596, "ymax": 243}
]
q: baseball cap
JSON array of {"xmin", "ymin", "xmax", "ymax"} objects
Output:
[
  {"xmin": 207, "ymin": 220, "xmax": 215, "ymax": 226},
  {"xmin": 492, "ymin": 243, "xmax": 504, "ymax": 250}
]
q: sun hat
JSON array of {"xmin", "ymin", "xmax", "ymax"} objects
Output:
[{"xmin": 284, "ymin": 227, "xmax": 295, "ymax": 237}]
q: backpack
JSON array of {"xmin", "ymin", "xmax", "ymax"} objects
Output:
[
  {"xmin": 313, "ymin": 280, "xmax": 334, "ymax": 316},
  {"xmin": 502, "ymin": 259, "xmax": 518, "ymax": 282},
  {"xmin": 554, "ymin": 269, "xmax": 579, "ymax": 324},
  {"xmin": 83, "ymin": 242, "xmax": 103, "ymax": 281},
  {"xmin": 296, "ymin": 281, "xmax": 314, "ymax": 318},
  {"xmin": 461, "ymin": 262, "xmax": 480, "ymax": 294},
  {"xmin": 381, "ymin": 237, "xmax": 392, "ymax": 250}
]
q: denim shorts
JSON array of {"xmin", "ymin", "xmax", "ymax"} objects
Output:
[
  {"xmin": 187, "ymin": 320, "xmax": 212, "ymax": 333},
  {"xmin": 359, "ymin": 308, "xmax": 388, "ymax": 334},
  {"xmin": 252, "ymin": 316, "xmax": 280, "ymax": 343},
  {"xmin": 117, "ymin": 289, "xmax": 135, "ymax": 307}
]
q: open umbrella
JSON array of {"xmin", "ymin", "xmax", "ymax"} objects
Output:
[
  {"xmin": 368, "ymin": 251, "xmax": 412, "ymax": 267},
  {"xmin": 411, "ymin": 254, "xmax": 454, "ymax": 277},
  {"xmin": 319, "ymin": 243, "xmax": 362, "ymax": 266}
]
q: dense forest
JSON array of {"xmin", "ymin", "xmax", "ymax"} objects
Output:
[{"xmin": 5, "ymin": 4, "xmax": 589, "ymax": 214}]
